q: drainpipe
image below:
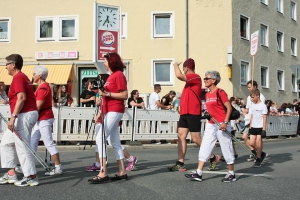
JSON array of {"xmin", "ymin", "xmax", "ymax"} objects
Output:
[{"xmin": 186, "ymin": 0, "xmax": 189, "ymax": 59}]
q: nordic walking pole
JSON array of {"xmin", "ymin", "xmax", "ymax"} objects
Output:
[{"xmin": 0, "ymin": 113, "xmax": 51, "ymax": 171}]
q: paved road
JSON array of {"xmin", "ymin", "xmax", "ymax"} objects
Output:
[{"xmin": 0, "ymin": 139, "xmax": 299, "ymax": 200}]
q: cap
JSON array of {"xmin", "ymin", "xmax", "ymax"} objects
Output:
[{"xmin": 183, "ymin": 58, "xmax": 195, "ymax": 70}]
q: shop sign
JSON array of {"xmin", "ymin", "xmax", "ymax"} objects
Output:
[{"xmin": 35, "ymin": 51, "xmax": 78, "ymax": 60}]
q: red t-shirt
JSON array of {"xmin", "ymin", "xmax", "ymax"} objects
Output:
[
  {"xmin": 180, "ymin": 73, "xmax": 202, "ymax": 115},
  {"xmin": 35, "ymin": 83, "xmax": 54, "ymax": 121},
  {"xmin": 102, "ymin": 71, "xmax": 127, "ymax": 115},
  {"xmin": 205, "ymin": 88, "xmax": 229, "ymax": 123},
  {"xmin": 8, "ymin": 72, "xmax": 37, "ymax": 114}
]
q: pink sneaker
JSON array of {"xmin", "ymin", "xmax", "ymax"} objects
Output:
[
  {"xmin": 126, "ymin": 156, "xmax": 138, "ymax": 171},
  {"xmin": 85, "ymin": 163, "xmax": 100, "ymax": 172}
]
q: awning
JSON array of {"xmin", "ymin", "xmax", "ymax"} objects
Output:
[{"xmin": 0, "ymin": 64, "xmax": 73, "ymax": 85}]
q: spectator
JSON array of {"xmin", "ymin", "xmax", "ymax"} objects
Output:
[
  {"xmin": 127, "ymin": 90, "xmax": 145, "ymax": 109},
  {"xmin": 0, "ymin": 81, "xmax": 9, "ymax": 104},
  {"xmin": 265, "ymin": 100, "xmax": 273, "ymax": 115},
  {"xmin": 161, "ymin": 90, "xmax": 176, "ymax": 109},
  {"xmin": 286, "ymin": 103, "xmax": 295, "ymax": 115},
  {"xmin": 51, "ymin": 84, "xmax": 58, "ymax": 106},
  {"xmin": 230, "ymin": 97, "xmax": 241, "ymax": 112},
  {"xmin": 277, "ymin": 103, "xmax": 287, "ymax": 115},
  {"xmin": 173, "ymin": 92, "xmax": 182, "ymax": 113},
  {"xmin": 80, "ymin": 79, "xmax": 96, "ymax": 107},
  {"xmin": 270, "ymin": 102, "xmax": 279, "ymax": 116},
  {"xmin": 57, "ymin": 85, "xmax": 73, "ymax": 107},
  {"xmin": 293, "ymin": 99, "xmax": 300, "ymax": 136}
]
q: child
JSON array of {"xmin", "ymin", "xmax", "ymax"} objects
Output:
[{"xmin": 249, "ymin": 89, "xmax": 268, "ymax": 168}]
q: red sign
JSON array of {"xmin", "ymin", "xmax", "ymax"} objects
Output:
[
  {"xmin": 97, "ymin": 30, "xmax": 118, "ymax": 60},
  {"xmin": 250, "ymin": 31, "xmax": 259, "ymax": 56}
]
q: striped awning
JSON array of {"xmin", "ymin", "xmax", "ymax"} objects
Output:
[{"xmin": 0, "ymin": 64, "xmax": 73, "ymax": 85}]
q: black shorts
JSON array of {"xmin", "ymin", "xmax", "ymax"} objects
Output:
[
  {"xmin": 249, "ymin": 128, "xmax": 263, "ymax": 136},
  {"xmin": 178, "ymin": 114, "xmax": 201, "ymax": 132}
]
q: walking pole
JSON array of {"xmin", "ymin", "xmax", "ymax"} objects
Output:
[{"xmin": 0, "ymin": 112, "xmax": 51, "ymax": 171}]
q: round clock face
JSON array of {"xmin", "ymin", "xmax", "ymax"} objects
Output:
[{"xmin": 98, "ymin": 6, "xmax": 119, "ymax": 30}]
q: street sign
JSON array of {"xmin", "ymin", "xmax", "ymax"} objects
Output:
[
  {"xmin": 250, "ymin": 31, "xmax": 259, "ymax": 56},
  {"xmin": 97, "ymin": 30, "xmax": 119, "ymax": 61}
]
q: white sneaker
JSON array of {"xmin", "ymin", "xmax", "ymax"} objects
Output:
[
  {"xmin": 0, "ymin": 173, "xmax": 18, "ymax": 184},
  {"xmin": 45, "ymin": 167, "xmax": 63, "ymax": 176},
  {"xmin": 14, "ymin": 176, "xmax": 39, "ymax": 187},
  {"xmin": 15, "ymin": 166, "xmax": 23, "ymax": 174}
]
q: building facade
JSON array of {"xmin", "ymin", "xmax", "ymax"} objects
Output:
[{"xmin": 0, "ymin": 0, "xmax": 299, "ymax": 106}]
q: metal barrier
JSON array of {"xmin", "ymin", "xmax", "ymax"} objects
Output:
[{"xmin": 0, "ymin": 105, "xmax": 299, "ymax": 142}]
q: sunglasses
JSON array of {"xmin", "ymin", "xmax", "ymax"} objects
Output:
[{"xmin": 203, "ymin": 78, "xmax": 213, "ymax": 81}]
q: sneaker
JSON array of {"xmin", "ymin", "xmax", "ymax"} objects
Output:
[
  {"xmin": 14, "ymin": 176, "xmax": 39, "ymax": 187},
  {"xmin": 85, "ymin": 163, "xmax": 100, "ymax": 172},
  {"xmin": 189, "ymin": 173, "xmax": 202, "ymax": 182},
  {"xmin": 126, "ymin": 156, "xmax": 138, "ymax": 171},
  {"xmin": 15, "ymin": 165, "xmax": 23, "ymax": 174},
  {"xmin": 155, "ymin": 142, "xmax": 161, "ymax": 145},
  {"xmin": 208, "ymin": 155, "xmax": 220, "ymax": 171},
  {"xmin": 45, "ymin": 167, "xmax": 63, "ymax": 176},
  {"xmin": 261, "ymin": 152, "xmax": 268, "ymax": 163},
  {"xmin": 253, "ymin": 159, "xmax": 261, "ymax": 168},
  {"xmin": 168, "ymin": 161, "xmax": 187, "ymax": 172},
  {"xmin": 221, "ymin": 173, "xmax": 237, "ymax": 182},
  {"xmin": 0, "ymin": 173, "xmax": 18, "ymax": 184},
  {"xmin": 247, "ymin": 154, "xmax": 255, "ymax": 162}
]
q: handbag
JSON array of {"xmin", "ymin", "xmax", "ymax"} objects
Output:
[{"xmin": 216, "ymin": 89, "xmax": 240, "ymax": 120}]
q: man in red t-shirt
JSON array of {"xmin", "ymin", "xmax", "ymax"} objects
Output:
[{"xmin": 0, "ymin": 54, "xmax": 39, "ymax": 187}]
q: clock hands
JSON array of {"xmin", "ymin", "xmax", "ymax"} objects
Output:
[{"xmin": 102, "ymin": 15, "xmax": 109, "ymax": 26}]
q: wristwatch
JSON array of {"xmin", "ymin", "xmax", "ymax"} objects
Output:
[
  {"xmin": 12, "ymin": 114, "xmax": 18, "ymax": 118},
  {"xmin": 223, "ymin": 121, "xmax": 228, "ymax": 124}
]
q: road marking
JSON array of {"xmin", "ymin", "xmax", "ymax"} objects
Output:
[{"xmin": 190, "ymin": 171, "xmax": 270, "ymax": 177}]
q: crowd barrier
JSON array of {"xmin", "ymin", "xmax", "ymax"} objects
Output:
[{"xmin": 0, "ymin": 105, "xmax": 298, "ymax": 142}]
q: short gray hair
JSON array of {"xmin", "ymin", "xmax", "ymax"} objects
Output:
[
  {"xmin": 205, "ymin": 70, "xmax": 221, "ymax": 85},
  {"xmin": 33, "ymin": 65, "xmax": 48, "ymax": 80}
]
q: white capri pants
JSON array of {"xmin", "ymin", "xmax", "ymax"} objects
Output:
[
  {"xmin": 1, "ymin": 110, "xmax": 38, "ymax": 177},
  {"xmin": 198, "ymin": 123, "xmax": 235, "ymax": 164},
  {"xmin": 31, "ymin": 118, "xmax": 59, "ymax": 155},
  {"xmin": 94, "ymin": 123, "xmax": 125, "ymax": 153},
  {"xmin": 96, "ymin": 112, "xmax": 124, "ymax": 160}
]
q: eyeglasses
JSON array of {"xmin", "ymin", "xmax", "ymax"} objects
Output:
[
  {"xmin": 203, "ymin": 78, "xmax": 213, "ymax": 81},
  {"xmin": 5, "ymin": 62, "xmax": 14, "ymax": 66}
]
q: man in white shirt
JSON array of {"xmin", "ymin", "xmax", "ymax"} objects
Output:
[{"xmin": 242, "ymin": 80, "xmax": 266, "ymax": 162}]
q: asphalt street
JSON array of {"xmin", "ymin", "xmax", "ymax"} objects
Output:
[{"xmin": 0, "ymin": 139, "xmax": 299, "ymax": 200}]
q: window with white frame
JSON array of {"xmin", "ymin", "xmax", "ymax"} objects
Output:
[
  {"xmin": 0, "ymin": 18, "xmax": 10, "ymax": 42},
  {"xmin": 261, "ymin": 66, "xmax": 269, "ymax": 88},
  {"xmin": 291, "ymin": 1, "xmax": 297, "ymax": 20},
  {"xmin": 292, "ymin": 73, "xmax": 296, "ymax": 92},
  {"xmin": 277, "ymin": 70, "xmax": 284, "ymax": 90},
  {"xmin": 260, "ymin": 0, "xmax": 268, "ymax": 5},
  {"xmin": 152, "ymin": 12, "xmax": 174, "ymax": 38},
  {"xmin": 260, "ymin": 24, "xmax": 268, "ymax": 46},
  {"xmin": 291, "ymin": 37, "xmax": 297, "ymax": 56},
  {"xmin": 277, "ymin": 31, "xmax": 284, "ymax": 52},
  {"xmin": 152, "ymin": 59, "xmax": 174, "ymax": 85},
  {"xmin": 240, "ymin": 15, "xmax": 249, "ymax": 39},
  {"xmin": 276, "ymin": 0, "xmax": 284, "ymax": 13},
  {"xmin": 121, "ymin": 13, "xmax": 127, "ymax": 39},
  {"xmin": 241, "ymin": 61, "xmax": 250, "ymax": 85},
  {"xmin": 37, "ymin": 16, "xmax": 78, "ymax": 41}
]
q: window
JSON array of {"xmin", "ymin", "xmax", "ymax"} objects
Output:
[
  {"xmin": 260, "ymin": 24, "xmax": 268, "ymax": 46},
  {"xmin": 121, "ymin": 13, "xmax": 127, "ymax": 39},
  {"xmin": 291, "ymin": 1, "xmax": 297, "ymax": 20},
  {"xmin": 152, "ymin": 12, "xmax": 174, "ymax": 38},
  {"xmin": 276, "ymin": 0, "xmax": 284, "ymax": 13},
  {"xmin": 277, "ymin": 31, "xmax": 284, "ymax": 52},
  {"xmin": 261, "ymin": 66, "xmax": 269, "ymax": 88},
  {"xmin": 291, "ymin": 37, "xmax": 297, "ymax": 56},
  {"xmin": 292, "ymin": 73, "xmax": 296, "ymax": 92},
  {"xmin": 277, "ymin": 70, "xmax": 284, "ymax": 90},
  {"xmin": 0, "ymin": 18, "xmax": 10, "ymax": 42},
  {"xmin": 37, "ymin": 16, "xmax": 78, "ymax": 41},
  {"xmin": 260, "ymin": 0, "xmax": 268, "ymax": 5},
  {"xmin": 152, "ymin": 59, "xmax": 174, "ymax": 85},
  {"xmin": 240, "ymin": 15, "xmax": 249, "ymax": 39},
  {"xmin": 240, "ymin": 61, "xmax": 250, "ymax": 85}
]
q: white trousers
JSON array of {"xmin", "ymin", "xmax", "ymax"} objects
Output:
[
  {"xmin": 1, "ymin": 111, "xmax": 38, "ymax": 177},
  {"xmin": 31, "ymin": 118, "xmax": 59, "ymax": 155},
  {"xmin": 198, "ymin": 123, "xmax": 235, "ymax": 164},
  {"xmin": 95, "ymin": 123, "xmax": 125, "ymax": 153},
  {"xmin": 96, "ymin": 112, "xmax": 124, "ymax": 160}
]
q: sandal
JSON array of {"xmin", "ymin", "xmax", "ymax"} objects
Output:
[
  {"xmin": 110, "ymin": 174, "xmax": 128, "ymax": 181},
  {"xmin": 89, "ymin": 175, "xmax": 109, "ymax": 184}
]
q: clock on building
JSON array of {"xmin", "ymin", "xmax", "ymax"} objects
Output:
[{"xmin": 98, "ymin": 5, "xmax": 119, "ymax": 30}]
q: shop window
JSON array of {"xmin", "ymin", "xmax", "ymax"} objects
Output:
[
  {"xmin": 152, "ymin": 59, "xmax": 174, "ymax": 86},
  {"xmin": 0, "ymin": 18, "xmax": 10, "ymax": 42}
]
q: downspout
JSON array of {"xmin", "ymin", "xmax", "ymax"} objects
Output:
[{"xmin": 186, "ymin": 0, "xmax": 189, "ymax": 59}]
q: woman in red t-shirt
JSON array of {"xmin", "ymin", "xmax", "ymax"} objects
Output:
[
  {"xmin": 89, "ymin": 52, "xmax": 129, "ymax": 184},
  {"xmin": 0, "ymin": 54, "xmax": 39, "ymax": 186},
  {"xmin": 30, "ymin": 65, "xmax": 63, "ymax": 176}
]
